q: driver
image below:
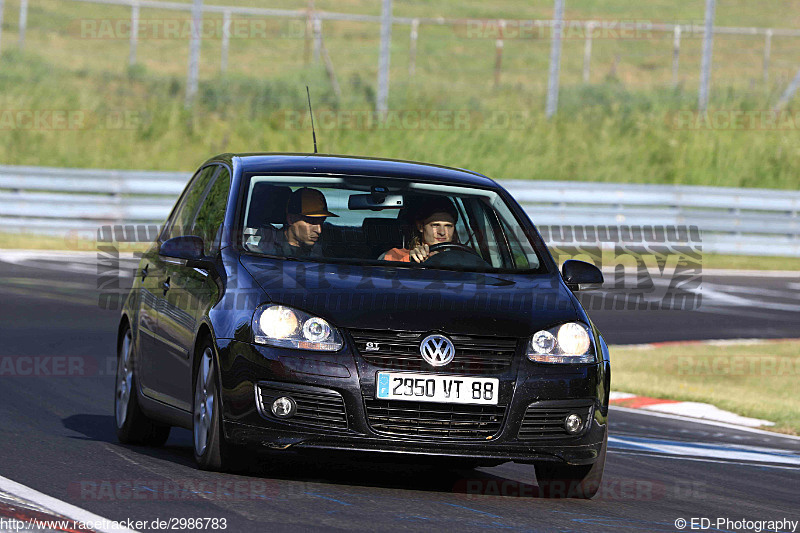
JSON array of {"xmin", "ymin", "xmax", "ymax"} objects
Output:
[{"xmin": 382, "ymin": 197, "xmax": 459, "ymax": 263}]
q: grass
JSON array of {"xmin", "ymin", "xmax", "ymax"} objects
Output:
[
  {"xmin": 1, "ymin": 47, "xmax": 799, "ymax": 189},
  {"xmin": 698, "ymin": 254, "xmax": 800, "ymax": 271},
  {"xmin": 610, "ymin": 340, "xmax": 800, "ymax": 434},
  {"xmin": 1, "ymin": 0, "xmax": 799, "ymax": 187},
  {"xmin": 0, "ymin": 232, "xmax": 150, "ymax": 252}
]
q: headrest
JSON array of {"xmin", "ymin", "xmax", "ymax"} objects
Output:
[
  {"xmin": 246, "ymin": 184, "xmax": 292, "ymax": 227},
  {"xmin": 362, "ymin": 217, "xmax": 406, "ymax": 249}
]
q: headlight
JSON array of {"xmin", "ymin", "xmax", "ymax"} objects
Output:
[
  {"xmin": 253, "ymin": 305, "xmax": 343, "ymax": 351},
  {"xmin": 527, "ymin": 322, "xmax": 594, "ymax": 363}
]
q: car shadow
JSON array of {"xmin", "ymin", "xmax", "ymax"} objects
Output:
[
  {"xmin": 239, "ymin": 453, "xmax": 545, "ymax": 498},
  {"xmin": 62, "ymin": 414, "xmax": 118, "ymax": 443},
  {"xmin": 63, "ymin": 414, "xmax": 545, "ymax": 498},
  {"xmin": 62, "ymin": 414, "xmax": 196, "ymax": 467}
]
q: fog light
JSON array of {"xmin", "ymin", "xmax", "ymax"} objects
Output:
[
  {"xmin": 564, "ymin": 413, "xmax": 583, "ymax": 434},
  {"xmin": 271, "ymin": 396, "xmax": 296, "ymax": 418}
]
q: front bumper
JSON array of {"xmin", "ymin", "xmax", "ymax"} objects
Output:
[{"xmin": 216, "ymin": 339, "xmax": 609, "ymax": 465}]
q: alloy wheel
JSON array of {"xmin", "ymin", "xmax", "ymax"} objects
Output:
[{"xmin": 193, "ymin": 347, "xmax": 215, "ymax": 456}]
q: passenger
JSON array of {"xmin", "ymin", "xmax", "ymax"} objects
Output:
[
  {"xmin": 259, "ymin": 187, "xmax": 338, "ymax": 257},
  {"xmin": 382, "ymin": 197, "xmax": 459, "ymax": 263}
]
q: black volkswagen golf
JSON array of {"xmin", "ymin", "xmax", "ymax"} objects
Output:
[{"xmin": 115, "ymin": 153, "xmax": 610, "ymax": 498}]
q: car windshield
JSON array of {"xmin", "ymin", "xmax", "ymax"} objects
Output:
[{"xmin": 240, "ymin": 175, "xmax": 545, "ymax": 272}]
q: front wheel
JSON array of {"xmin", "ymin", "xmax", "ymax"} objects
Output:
[
  {"xmin": 193, "ymin": 341, "xmax": 243, "ymax": 472},
  {"xmin": 115, "ymin": 326, "xmax": 170, "ymax": 446},
  {"xmin": 534, "ymin": 431, "xmax": 607, "ymax": 499}
]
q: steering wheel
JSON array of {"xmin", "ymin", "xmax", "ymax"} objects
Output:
[
  {"xmin": 424, "ymin": 242, "xmax": 490, "ymax": 267},
  {"xmin": 428, "ymin": 242, "xmax": 481, "ymax": 256}
]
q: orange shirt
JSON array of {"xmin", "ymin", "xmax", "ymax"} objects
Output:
[{"xmin": 383, "ymin": 248, "xmax": 410, "ymax": 262}]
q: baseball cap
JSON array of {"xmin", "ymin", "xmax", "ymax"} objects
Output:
[{"xmin": 286, "ymin": 187, "xmax": 339, "ymax": 218}]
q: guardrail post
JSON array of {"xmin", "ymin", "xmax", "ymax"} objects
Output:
[
  {"xmin": 583, "ymin": 21, "xmax": 595, "ymax": 83},
  {"xmin": 312, "ymin": 17, "xmax": 322, "ymax": 63},
  {"xmin": 18, "ymin": 0, "xmax": 27, "ymax": 49},
  {"xmin": 376, "ymin": 0, "xmax": 392, "ymax": 117},
  {"xmin": 546, "ymin": 0, "xmax": 565, "ymax": 119},
  {"xmin": 698, "ymin": 0, "xmax": 716, "ymax": 111},
  {"xmin": 0, "ymin": 0, "xmax": 5, "ymax": 54},
  {"xmin": 672, "ymin": 25, "xmax": 681, "ymax": 87},
  {"xmin": 763, "ymin": 29, "xmax": 773, "ymax": 84},
  {"xmin": 319, "ymin": 34, "xmax": 342, "ymax": 100},
  {"xmin": 494, "ymin": 20, "xmax": 505, "ymax": 89},
  {"xmin": 775, "ymin": 66, "xmax": 800, "ymax": 110},
  {"xmin": 304, "ymin": 4, "xmax": 311, "ymax": 64},
  {"xmin": 128, "ymin": 0, "xmax": 140, "ymax": 66},
  {"xmin": 408, "ymin": 18, "xmax": 419, "ymax": 77},
  {"xmin": 731, "ymin": 207, "xmax": 742, "ymax": 239},
  {"xmin": 220, "ymin": 10, "xmax": 231, "ymax": 73},
  {"xmin": 184, "ymin": 0, "xmax": 203, "ymax": 108}
]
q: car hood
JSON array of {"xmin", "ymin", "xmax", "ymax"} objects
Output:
[{"xmin": 240, "ymin": 256, "xmax": 579, "ymax": 337}]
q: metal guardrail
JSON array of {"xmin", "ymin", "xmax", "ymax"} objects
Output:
[
  {"xmin": 502, "ymin": 181, "xmax": 800, "ymax": 257},
  {"xmin": 0, "ymin": 165, "xmax": 798, "ymax": 257}
]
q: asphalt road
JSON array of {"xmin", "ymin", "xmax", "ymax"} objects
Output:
[{"xmin": 1, "ymin": 255, "xmax": 799, "ymax": 532}]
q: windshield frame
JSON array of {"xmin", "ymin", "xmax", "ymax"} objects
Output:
[{"xmin": 233, "ymin": 171, "xmax": 555, "ymax": 275}]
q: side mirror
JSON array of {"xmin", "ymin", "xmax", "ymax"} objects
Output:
[
  {"xmin": 159, "ymin": 235, "xmax": 211, "ymax": 269},
  {"xmin": 561, "ymin": 260, "xmax": 603, "ymax": 291}
]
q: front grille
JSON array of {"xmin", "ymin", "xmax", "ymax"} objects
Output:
[
  {"xmin": 365, "ymin": 399, "xmax": 506, "ymax": 439},
  {"xmin": 349, "ymin": 328, "xmax": 518, "ymax": 375},
  {"xmin": 257, "ymin": 385, "xmax": 348, "ymax": 430},
  {"xmin": 518, "ymin": 404, "xmax": 593, "ymax": 439}
]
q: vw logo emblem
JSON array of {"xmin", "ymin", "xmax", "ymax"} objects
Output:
[{"xmin": 420, "ymin": 335, "xmax": 455, "ymax": 367}]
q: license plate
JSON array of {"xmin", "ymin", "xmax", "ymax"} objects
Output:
[{"xmin": 375, "ymin": 372, "xmax": 499, "ymax": 405}]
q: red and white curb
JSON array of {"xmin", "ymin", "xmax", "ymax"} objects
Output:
[
  {"xmin": 610, "ymin": 391, "xmax": 774, "ymax": 428},
  {"xmin": 0, "ymin": 475, "xmax": 137, "ymax": 533}
]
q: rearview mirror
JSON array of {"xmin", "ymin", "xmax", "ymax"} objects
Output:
[
  {"xmin": 561, "ymin": 260, "xmax": 603, "ymax": 291},
  {"xmin": 348, "ymin": 193, "xmax": 404, "ymax": 210}
]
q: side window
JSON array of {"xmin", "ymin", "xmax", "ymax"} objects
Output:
[
  {"xmin": 163, "ymin": 166, "xmax": 218, "ymax": 241},
  {"xmin": 193, "ymin": 166, "xmax": 231, "ymax": 254},
  {"xmin": 499, "ymin": 216, "xmax": 531, "ymax": 269},
  {"xmin": 462, "ymin": 199, "xmax": 503, "ymax": 268},
  {"xmin": 451, "ymin": 197, "xmax": 472, "ymax": 248}
]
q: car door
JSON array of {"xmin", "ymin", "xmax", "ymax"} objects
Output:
[
  {"xmin": 137, "ymin": 167, "xmax": 209, "ymax": 398},
  {"xmin": 142, "ymin": 165, "xmax": 218, "ymax": 410},
  {"xmin": 157, "ymin": 164, "xmax": 230, "ymax": 410},
  {"xmin": 136, "ymin": 244, "xmax": 164, "ymax": 399}
]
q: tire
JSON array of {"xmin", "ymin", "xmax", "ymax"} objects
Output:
[
  {"xmin": 115, "ymin": 325, "xmax": 171, "ymax": 446},
  {"xmin": 534, "ymin": 431, "xmax": 607, "ymax": 499},
  {"xmin": 192, "ymin": 339, "xmax": 244, "ymax": 472}
]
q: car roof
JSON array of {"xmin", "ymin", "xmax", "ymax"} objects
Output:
[{"xmin": 205, "ymin": 153, "xmax": 500, "ymax": 188}]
